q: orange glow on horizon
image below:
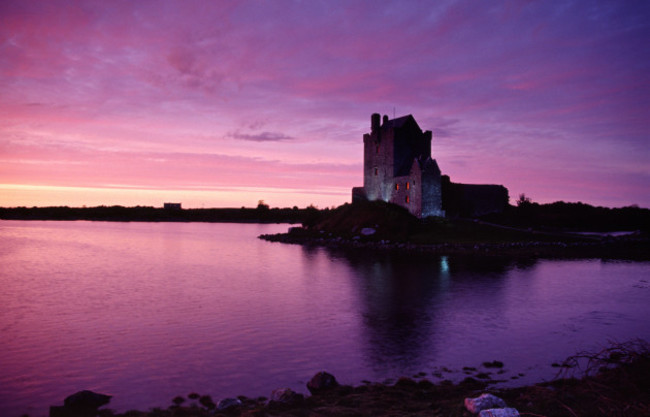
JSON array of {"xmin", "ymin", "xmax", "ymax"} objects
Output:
[{"xmin": 0, "ymin": 184, "xmax": 349, "ymax": 209}]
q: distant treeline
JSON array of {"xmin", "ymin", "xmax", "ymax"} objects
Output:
[
  {"xmin": 0, "ymin": 204, "xmax": 325, "ymax": 224},
  {"xmin": 1, "ymin": 200, "xmax": 648, "ymax": 232},
  {"xmin": 483, "ymin": 200, "xmax": 649, "ymax": 232}
]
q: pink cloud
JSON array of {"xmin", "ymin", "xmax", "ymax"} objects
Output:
[{"xmin": 1, "ymin": 0, "xmax": 648, "ymax": 208}]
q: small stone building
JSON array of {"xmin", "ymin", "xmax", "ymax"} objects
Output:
[{"xmin": 352, "ymin": 113, "xmax": 508, "ymax": 218}]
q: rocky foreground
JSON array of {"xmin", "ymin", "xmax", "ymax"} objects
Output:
[{"xmin": 46, "ymin": 341, "xmax": 649, "ymax": 417}]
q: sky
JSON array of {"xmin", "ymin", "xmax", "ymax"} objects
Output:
[{"xmin": 1, "ymin": 0, "xmax": 649, "ymax": 209}]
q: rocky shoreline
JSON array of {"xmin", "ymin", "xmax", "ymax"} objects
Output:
[
  {"xmin": 43, "ymin": 340, "xmax": 649, "ymax": 417},
  {"xmin": 259, "ymin": 230, "xmax": 650, "ymax": 260}
]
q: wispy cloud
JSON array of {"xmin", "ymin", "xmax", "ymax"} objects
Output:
[
  {"xmin": 1, "ymin": 0, "xmax": 648, "ymax": 208},
  {"xmin": 228, "ymin": 131, "xmax": 294, "ymax": 142}
]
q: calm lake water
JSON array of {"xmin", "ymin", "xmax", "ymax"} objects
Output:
[{"xmin": 1, "ymin": 220, "xmax": 649, "ymax": 416}]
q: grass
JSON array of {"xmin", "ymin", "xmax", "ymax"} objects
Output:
[{"xmin": 300, "ymin": 201, "xmax": 593, "ymax": 245}]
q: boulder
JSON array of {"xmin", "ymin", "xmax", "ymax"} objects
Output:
[
  {"xmin": 482, "ymin": 360, "xmax": 505, "ymax": 368},
  {"xmin": 50, "ymin": 390, "xmax": 112, "ymax": 417},
  {"xmin": 464, "ymin": 393, "xmax": 507, "ymax": 413},
  {"xmin": 217, "ymin": 397, "xmax": 242, "ymax": 410},
  {"xmin": 307, "ymin": 371, "xmax": 339, "ymax": 394},
  {"xmin": 270, "ymin": 388, "xmax": 304, "ymax": 404},
  {"xmin": 63, "ymin": 390, "xmax": 112, "ymax": 409},
  {"xmin": 199, "ymin": 395, "xmax": 216, "ymax": 409}
]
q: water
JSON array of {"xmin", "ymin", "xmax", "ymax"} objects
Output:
[{"xmin": 0, "ymin": 221, "xmax": 648, "ymax": 416}]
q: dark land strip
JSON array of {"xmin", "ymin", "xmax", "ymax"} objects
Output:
[{"xmin": 258, "ymin": 201, "xmax": 650, "ymax": 261}]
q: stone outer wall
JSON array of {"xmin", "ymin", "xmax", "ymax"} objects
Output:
[
  {"xmin": 388, "ymin": 175, "xmax": 413, "ymax": 215},
  {"xmin": 420, "ymin": 164, "xmax": 444, "ymax": 217},
  {"xmin": 363, "ymin": 127, "xmax": 395, "ymax": 202},
  {"xmin": 442, "ymin": 176, "xmax": 509, "ymax": 217},
  {"xmin": 351, "ymin": 187, "xmax": 367, "ymax": 203}
]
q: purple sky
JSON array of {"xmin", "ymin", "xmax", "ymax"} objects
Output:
[{"xmin": 1, "ymin": 0, "xmax": 649, "ymax": 208}]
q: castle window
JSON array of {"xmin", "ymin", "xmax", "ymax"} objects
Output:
[
  {"xmin": 395, "ymin": 183, "xmax": 399, "ymax": 191},
  {"xmin": 376, "ymin": 145, "xmax": 380, "ymax": 154},
  {"xmin": 374, "ymin": 168, "xmax": 378, "ymax": 176},
  {"xmin": 406, "ymin": 182, "xmax": 410, "ymax": 190},
  {"xmin": 405, "ymin": 196, "xmax": 410, "ymax": 203}
]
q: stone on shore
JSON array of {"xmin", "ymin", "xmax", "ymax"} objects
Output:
[
  {"xmin": 50, "ymin": 390, "xmax": 112, "ymax": 417},
  {"xmin": 307, "ymin": 371, "xmax": 340, "ymax": 394},
  {"xmin": 464, "ymin": 393, "xmax": 507, "ymax": 413},
  {"xmin": 270, "ymin": 388, "xmax": 304, "ymax": 405},
  {"xmin": 199, "ymin": 395, "xmax": 216, "ymax": 409},
  {"xmin": 64, "ymin": 390, "xmax": 112, "ymax": 409},
  {"xmin": 217, "ymin": 397, "xmax": 242, "ymax": 410},
  {"xmin": 478, "ymin": 408, "xmax": 520, "ymax": 417}
]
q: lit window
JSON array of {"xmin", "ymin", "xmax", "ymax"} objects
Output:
[
  {"xmin": 406, "ymin": 182, "xmax": 410, "ymax": 190},
  {"xmin": 395, "ymin": 183, "xmax": 399, "ymax": 190},
  {"xmin": 405, "ymin": 196, "xmax": 410, "ymax": 203}
]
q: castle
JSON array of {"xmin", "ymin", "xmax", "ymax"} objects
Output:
[{"xmin": 352, "ymin": 113, "xmax": 508, "ymax": 218}]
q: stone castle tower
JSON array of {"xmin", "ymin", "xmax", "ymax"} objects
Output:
[{"xmin": 352, "ymin": 113, "xmax": 445, "ymax": 218}]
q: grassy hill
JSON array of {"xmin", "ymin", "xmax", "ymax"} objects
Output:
[
  {"xmin": 300, "ymin": 201, "xmax": 589, "ymax": 244},
  {"xmin": 261, "ymin": 201, "xmax": 649, "ymax": 259}
]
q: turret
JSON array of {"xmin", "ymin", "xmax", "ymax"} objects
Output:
[{"xmin": 371, "ymin": 113, "xmax": 380, "ymax": 133}]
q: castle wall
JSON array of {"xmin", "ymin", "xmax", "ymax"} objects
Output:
[
  {"xmin": 351, "ymin": 187, "xmax": 367, "ymax": 203},
  {"xmin": 408, "ymin": 172, "xmax": 423, "ymax": 218},
  {"xmin": 420, "ymin": 167, "xmax": 444, "ymax": 218},
  {"xmin": 394, "ymin": 126, "xmax": 431, "ymax": 176},
  {"xmin": 363, "ymin": 128, "xmax": 395, "ymax": 202},
  {"xmin": 388, "ymin": 175, "xmax": 416, "ymax": 216},
  {"xmin": 384, "ymin": 160, "xmax": 443, "ymax": 218},
  {"xmin": 442, "ymin": 176, "xmax": 508, "ymax": 217}
]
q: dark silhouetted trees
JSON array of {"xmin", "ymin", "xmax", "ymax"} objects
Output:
[{"xmin": 483, "ymin": 200, "xmax": 649, "ymax": 232}]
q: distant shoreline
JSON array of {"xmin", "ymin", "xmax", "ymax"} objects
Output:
[
  {"xmin": 3, "ymin": 203, "xmax": 649, "ymax": 260},
  {"xmin": 0, "ymin": 206, "xmax": 308, "ymax": 224}
]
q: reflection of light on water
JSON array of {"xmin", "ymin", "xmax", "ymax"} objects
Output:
[
  {"xmin": 440, "ymin": 256, "xmax": 449, "ymax": 274},
  {"xmin": 438, "ymin": 256, "xmax": 450, "ymax": 290}
]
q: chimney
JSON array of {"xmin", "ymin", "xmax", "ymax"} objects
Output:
[{"xmin": 371, "ymin": 113, "xmax": 380, "ymax": 133}]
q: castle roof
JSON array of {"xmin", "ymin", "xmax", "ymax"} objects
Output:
[
  {"xmin": 383, "ymin": 114, "xmax": 420, "ymax": 130},
  {"xmin": 416, "ymin": 156, "xmax": 440, "ymax": 174}
]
